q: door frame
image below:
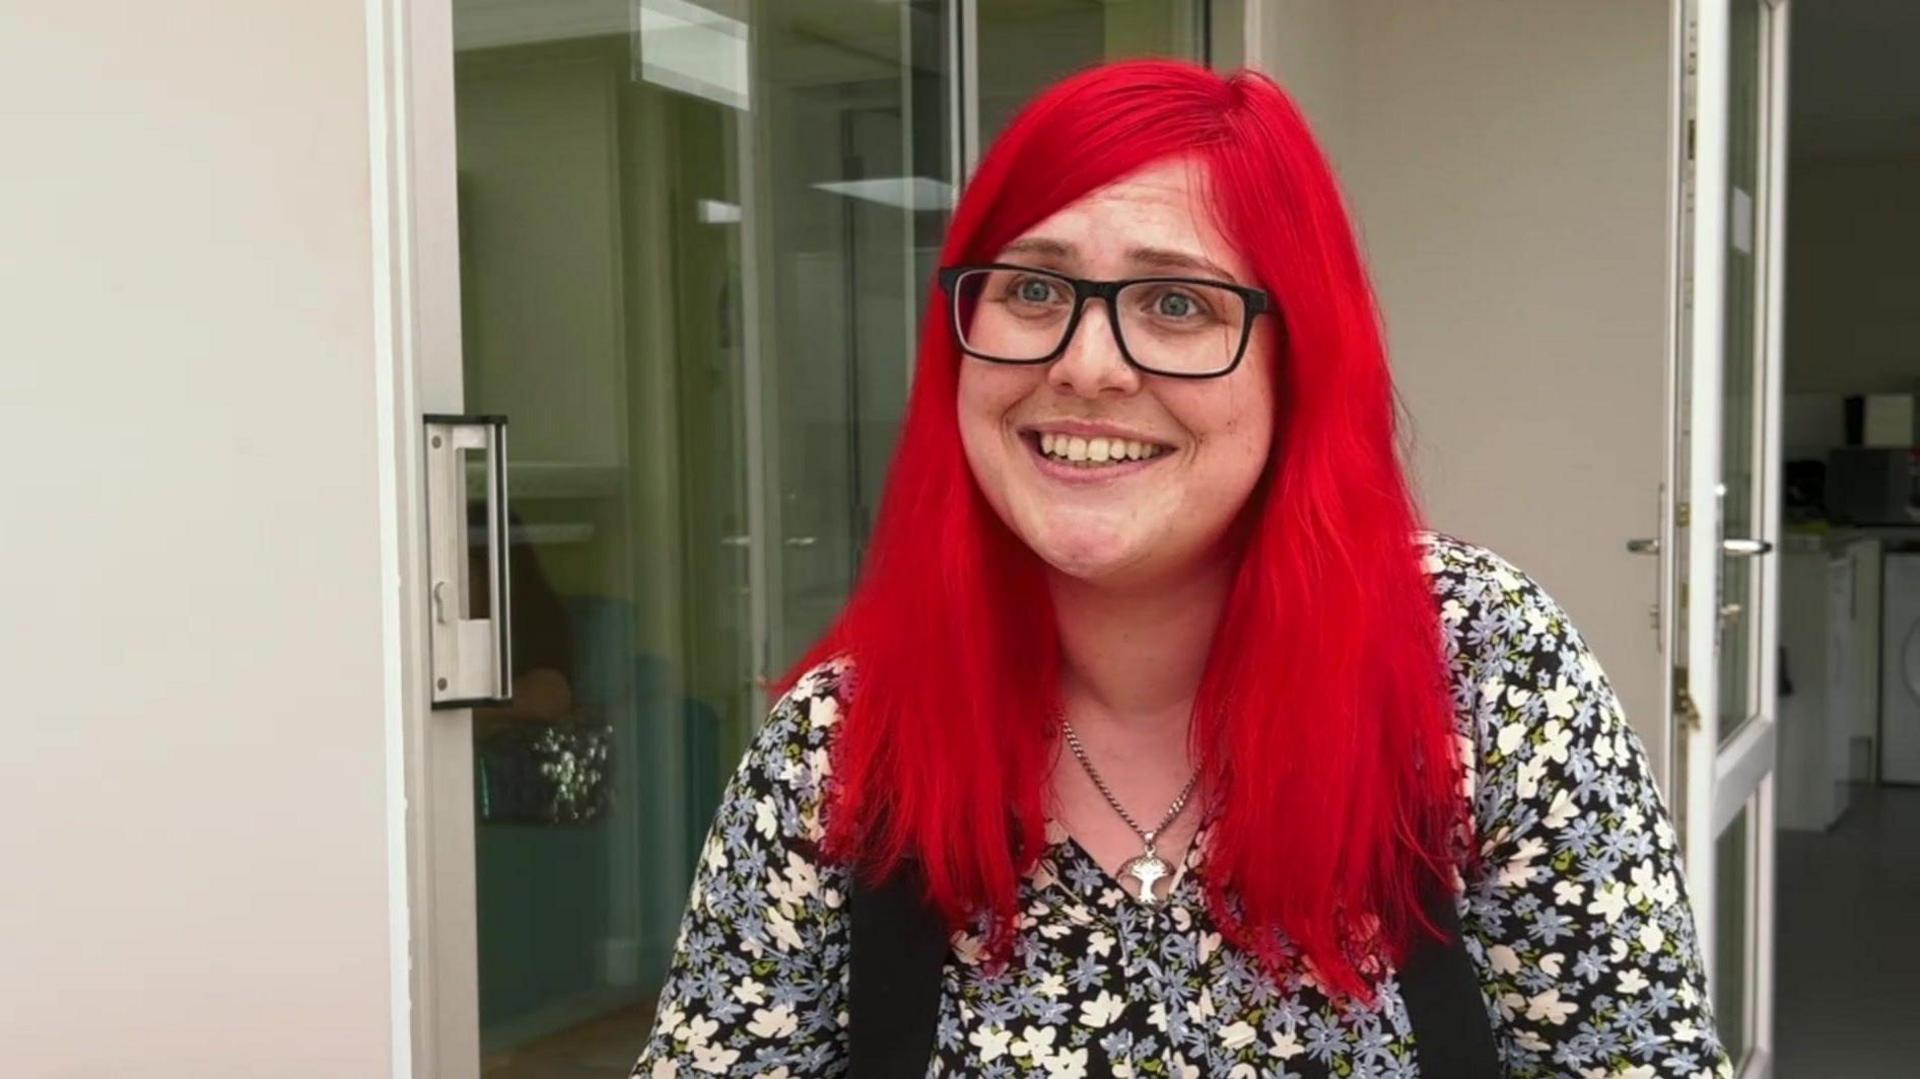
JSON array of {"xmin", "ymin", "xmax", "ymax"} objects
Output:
[
  {"xmin": 1668, "ymin": 1, "xmax": 1790, "ymax": 1075},
  {"xmin": 368, "ymin": 0, "xmax": 479, "ymax": 1070}
]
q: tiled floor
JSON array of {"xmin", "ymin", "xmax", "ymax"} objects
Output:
[{"xmin": 1774, "ymin": 784, "xmax": 1920, "ymax": 1077}]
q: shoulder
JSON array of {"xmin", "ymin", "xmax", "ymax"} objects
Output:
[
  {"xmin": 718, "ymin": 657, "xmax": 855, "ymax": 844},
  {"xmin": 1413, "ymin": 531, "xmax": 1642, "ymax": 810},
  {"xmin": 1414, "ymin": 529, "xmax": 1600, "ymax": 684}
]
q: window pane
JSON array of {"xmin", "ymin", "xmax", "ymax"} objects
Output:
[{"xmin": 447, "ymin": 1, "xmax": 1216, "ymax": 1070}]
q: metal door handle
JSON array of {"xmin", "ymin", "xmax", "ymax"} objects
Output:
[
  {"xmin": 424, "ymin": 414, "xmax": 512, "ymax": 709},
  {"xmin": 1630, "ymin": 536, "xmax": 1774, "ymax": 556}
]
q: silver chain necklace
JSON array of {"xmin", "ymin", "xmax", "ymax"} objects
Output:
[{"xmin": 1060, "ymin": 718, "xmax": 1200, "ymax": 905}]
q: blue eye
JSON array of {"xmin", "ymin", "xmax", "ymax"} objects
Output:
[
  {"xmin": 1157, "ymin": 293, "xmax": 1197, "ymax": 318},
  {"xmin": 1015, "ymin": 277, "xmax": 1057, "ymax": 303}
]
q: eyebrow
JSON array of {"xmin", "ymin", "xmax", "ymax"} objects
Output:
[{"xmin": 998, "ymin": 237, "xmax": 1243, "ymax": 285}]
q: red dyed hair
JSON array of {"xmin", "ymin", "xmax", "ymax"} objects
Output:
[{"xmin": 782, "ymin": 59, "xmax": 1464, "ymax": 1000}]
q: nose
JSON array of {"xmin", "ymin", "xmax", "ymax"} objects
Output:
[{"xmin": 1046, "ymin": 298, "xmax": 1140, "ymax": 399}]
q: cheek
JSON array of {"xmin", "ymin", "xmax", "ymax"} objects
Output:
[
  {"xmin": 956, "ymin": 366, "xmax": 1035, "ymax": 485},
  {"xmin": 1172, "ymin": 380, "xmax": 1275, "ymax": 494}
]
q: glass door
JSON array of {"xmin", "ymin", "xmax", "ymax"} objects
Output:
[
  {"xmin": 1669, "ymin": 1, "xmax": 1789, "ymax": 1075},
  {"xmin": 422, "ymin": 0, "xmax": 1217, "ymax": 1073}
]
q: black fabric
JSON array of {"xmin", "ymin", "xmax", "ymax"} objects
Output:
[
  {"xmin": 848, "ymin": 866, "xmax": 1503, "ymax": 1078},
  {"xmin": 1398, "ymin": 878, "xmax": 1504, "ymax": 1077},
  {"xmin": 848, "ymin": 859, "xmax": 949, "ymax": 1077}
]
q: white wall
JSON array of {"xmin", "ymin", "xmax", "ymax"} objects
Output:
[
  {"xmin": 0, "ymin": 3, "xmax": 400, "ymax": 1074},
  {"xmin": 1262, "ymin": 1, "xmax": 1675, "ymax": 773}
]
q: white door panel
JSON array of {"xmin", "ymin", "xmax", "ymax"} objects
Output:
[{"xmin": 1670, "ymin": 1, "xmax": 1789, "ymax": 1074}]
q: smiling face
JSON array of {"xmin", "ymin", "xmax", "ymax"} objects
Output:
[{"xmin": 956, "ymin": 156, "xmax": 1277, "ymax": 591}]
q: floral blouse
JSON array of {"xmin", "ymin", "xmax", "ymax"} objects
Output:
[{"xmin": 630, "ymin": 532, "xmax": 1731, "ymax": 1078}]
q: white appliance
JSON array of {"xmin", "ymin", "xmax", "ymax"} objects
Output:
[
  {"xmin": 1777, "ymin": 544, "xmax": 1859, "ymax": 829},
  {"xmin": 1878, "ymin": 552, "xmax": 1920, "ymax": 784}
]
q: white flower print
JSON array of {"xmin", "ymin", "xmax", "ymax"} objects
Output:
[
  {"xmin": 689, "ymin": 1042, "xmax": 737, "ymax": 1074},
  {"xmin": 745, "ymin": 1002, "xmax": 797, "ymax": 1039},
  {"xmin": 1588, "ymin": 880, "xmax": 1630, "ymax": 923},
  {"xmin": 1009, "ymin": 1023, "xmax": 1057, "ymax": 1059},
  {"xmin": 1270, "ymin": 1029, "xmax": 1305, "ymax": 1059},
  {"xmin": 1543, "ymin": 788, "xmax": 1577, "ymax": 829},
  {"xmin": 970, "ymin": 1024, "xmax": 1012, "ymax": 1062},
  {"xmin": 808, "ymin": 694, "xmax": 839, "ymax": 729},
  {"xmin": 1541, "ymin": 676, "xmax": 1578, "ymax": 720},
  {"xmin": 1524, "ymin": 988, "xmax": 1577, "ymax": 1025},
  {"xmin": 1079, "ymin": 990, "xmax": 1125, "ymax": 1028},
  {"xmin": 673, "ymin": 1014, "xmax": 716, "ymax": 1047},
  {"xmin": 1488, "ymin": 943, "xmax": 1522, "ymax": 974},
  {"xmin": 764, "ymin": 906, "xmax": 802, "ymax": 951},
  {"xmin": 1044, "ymin": 1046, "xmax": 1089, "ymax": 1078},
  {"xmin": 1639, "ymin": 919, "xmax": 1667, "ymax": 953},
  {"xmin": 1219, "ymin": 1019, "xmax": 1258, "ymax": 1050}
]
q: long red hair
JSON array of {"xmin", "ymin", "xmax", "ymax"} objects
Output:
[{"xmin": 782, "ymin": 59, "xmax": 1464, "ymax": 1000}]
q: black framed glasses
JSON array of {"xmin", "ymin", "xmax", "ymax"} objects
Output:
[{"xmin": 936, "ymin": 262, "xmax": 1276, "ymax": 379}]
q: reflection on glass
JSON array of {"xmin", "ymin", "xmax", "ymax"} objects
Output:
[
  {"xmin": 447, "ymin": 0, "xmax": 1215, "ymax": 1071},
  {"xmin": 1718, "ymin": 0, "xmax": 1766, "ymax": 745},
  {"xmin": 1713, "ymin": 806, "xmax": 1750, "ymax": 1065},
  {"xmin": 977, "ymin": 0, "xmax": 1207, "ymax": 145}
]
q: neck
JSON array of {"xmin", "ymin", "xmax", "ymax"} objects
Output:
[{"xmin": 1049, "ymin": 555, "xmax": 1235, "ymax": 731}]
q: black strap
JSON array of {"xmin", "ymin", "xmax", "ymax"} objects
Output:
[
  {"xmin": 848, "ymin": 866, "xmax": 1502, "ymax": 1078},
  {"xmin": 1398, "ymin": 878, "xmax": 1504, "ymax": 1077},
  {"xmin": 848, "ymin": 859, "xmax": 949, "ymax": 1076}
]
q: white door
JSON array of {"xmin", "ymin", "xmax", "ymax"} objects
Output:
[
  {"xmin": 1668, "ymin": 1, "xmax": 1789, "ymax": 1075},
  {"xmin": 382, "ymin": 1, "xmax": 1225, "ymax": 1073}
]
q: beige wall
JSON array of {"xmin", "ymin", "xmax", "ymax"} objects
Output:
[
  {"xmin": 0, "ymin": 3, "xmax": 401, "ymax": 1074},
  {"xmin": 1262, "ymin": 1, "xmax": 1676, "ymax": 773}
]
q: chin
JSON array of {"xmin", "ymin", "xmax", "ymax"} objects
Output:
[{"xmin": 1022, "ymin": 520, "xmax": 1151, "ymax": 583}]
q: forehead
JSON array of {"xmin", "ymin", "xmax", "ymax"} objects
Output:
[{"xmin": 997, "ymin": 157, "xmax": 1250, "ymax": 282}]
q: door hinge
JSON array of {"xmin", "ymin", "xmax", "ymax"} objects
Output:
[{"xmin": 1674, "ymin": 665, "xmax": 1703, "ymax": 732}]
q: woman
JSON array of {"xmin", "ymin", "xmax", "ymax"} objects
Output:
[{"xmin": 633, "ymin": 60, "xmax": 1729, "ymax": 1078}]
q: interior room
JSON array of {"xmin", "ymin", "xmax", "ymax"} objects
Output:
[{"xmin": 1769, "ymin": 2, "xmax": 1920, "ymax": 1075}]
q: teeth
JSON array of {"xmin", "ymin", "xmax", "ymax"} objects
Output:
[{"xmin": 1034, "ymin": 432, "xmax": 1166, "ymax": 466}]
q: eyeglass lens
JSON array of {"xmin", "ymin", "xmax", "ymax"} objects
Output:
[{"xmin": 951, "ymin": 267, "xmax": 1246, "ymax": 377}]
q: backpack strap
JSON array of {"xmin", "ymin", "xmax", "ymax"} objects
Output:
[
  {"xmin": 848, "ymin": 865, "xmax": 1503, "ymax": 1078},
  {"xmin": 1398, "ymin": 877, "xmax": 1505, "ymax": 1077},
  {"xmin": 848, "ymin": 858, "xmax": 948, "ymax": 1076}
]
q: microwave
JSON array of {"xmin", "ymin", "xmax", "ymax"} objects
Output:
[{"xmin": 1827, "ymin": 447, "xmax": 1920, "ymax": 524}]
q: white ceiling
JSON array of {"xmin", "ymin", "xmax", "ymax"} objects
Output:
[{"xmin": 1791, "ymin": 0, "xmax": 1920, "ymax": 159}]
